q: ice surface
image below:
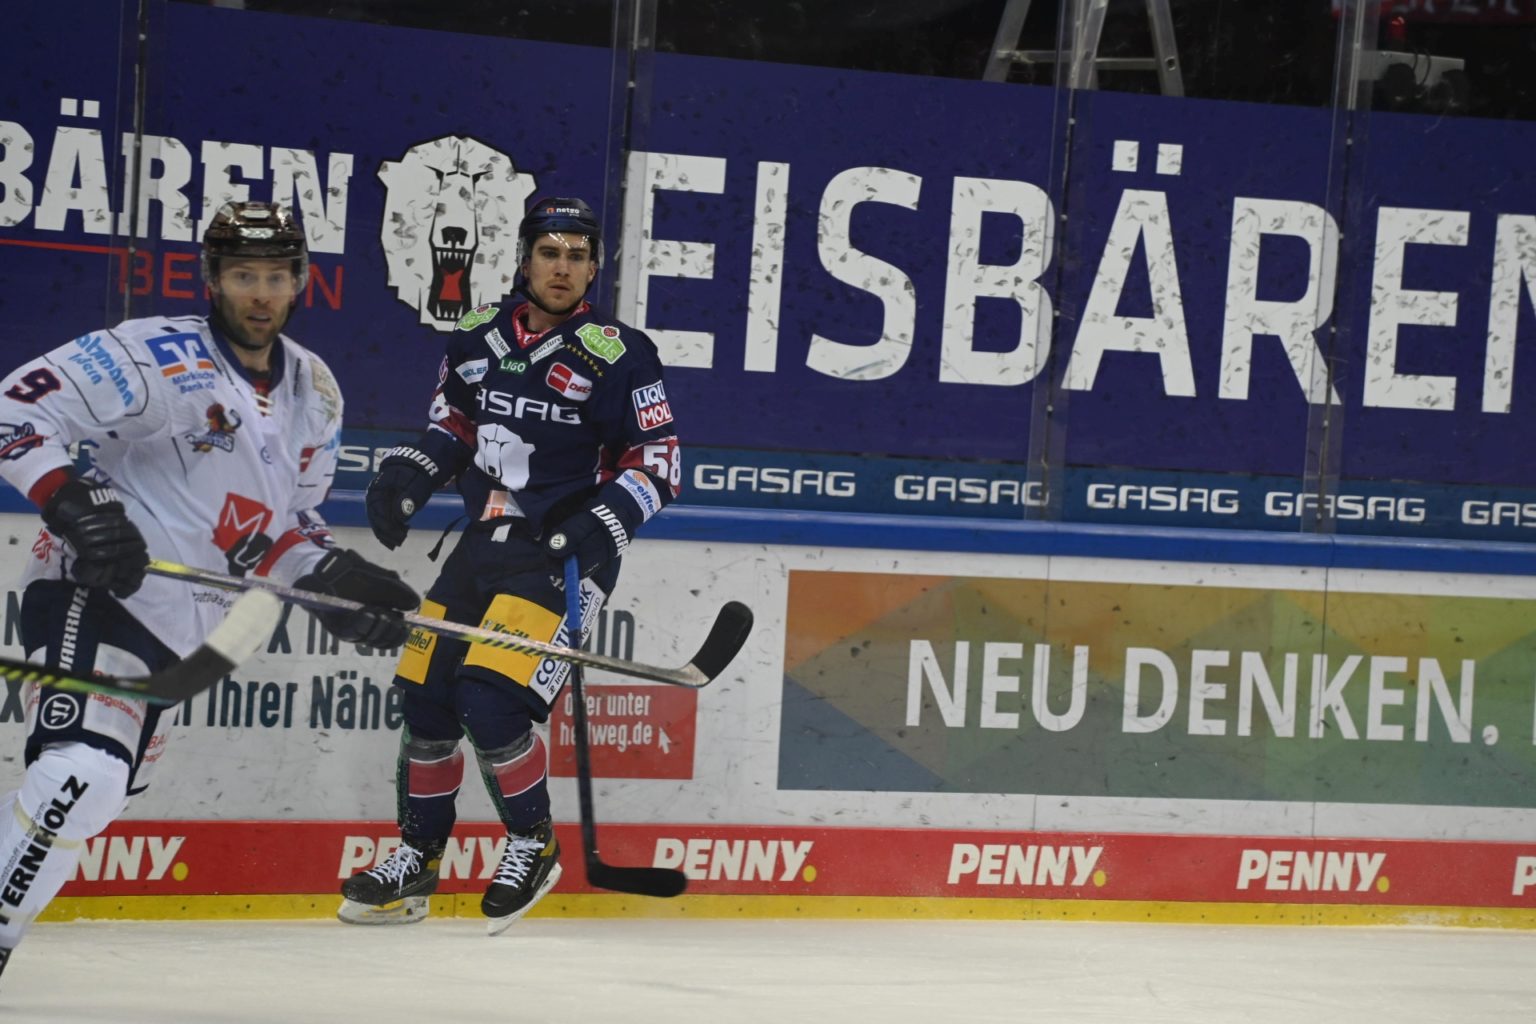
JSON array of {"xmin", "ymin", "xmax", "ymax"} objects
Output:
[{"xmin": 4, "ymin": 917, "xmax": 1533, "ymax": 1023}]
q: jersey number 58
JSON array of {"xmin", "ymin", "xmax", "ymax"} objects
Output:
[{"xmin": 642, "ymin": 441, "xmax": 682, "ymax": 491}]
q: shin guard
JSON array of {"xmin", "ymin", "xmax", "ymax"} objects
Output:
[
  {"xmin": 397, "ymin": 733, "xmax": 464, "ymax": 846},
  {"xmin": 475, "ymin": 731, "xmax": 551, "ymax": 832}
]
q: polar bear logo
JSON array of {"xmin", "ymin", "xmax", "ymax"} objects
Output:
[{"xmin": 378, "ymin": 136, "xmax": 537, "ymax": 331}]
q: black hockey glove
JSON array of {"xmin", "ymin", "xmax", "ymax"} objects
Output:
[
  {"xmin": 545, "ymin": 500, "xmax": 634, "ymax": 581},
  {"xmin": 225, "ymin": 531, "xmax": 273, "ymax": 578},
  {"xmin": 293, "ymin": 548, "xmax": 419, "ymax": 648},
  {"xmin": 41, "ymin": 478, "xmax": 150, "ymax": 598},
  {"xmin": 366, "ymin": 446, "xmax": 441, "ymax": 550}
]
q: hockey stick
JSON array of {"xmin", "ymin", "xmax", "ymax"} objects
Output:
[
  {"xmin": 564, "ymin": 556, "xmax": 687, "ymax": 898},
  {"xmin": 0, "ymin": 589, "xmax": 280, "ymax": 705},
  {"xmin": 145, "ymin": 559, "xmax": 753, "ymax": 689}
]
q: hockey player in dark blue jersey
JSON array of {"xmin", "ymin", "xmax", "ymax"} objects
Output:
[{"xmin": 338, "ymin": 197, "xmax": 681, "ymax": 933}]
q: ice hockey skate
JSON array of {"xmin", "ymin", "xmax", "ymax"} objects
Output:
[
  {"xmin": 483, "ymin": 820, "xmax": 562, "ymax": 935},
  {"xmin": 337, "ymin": 841, "xmax": 443, "ymax": 925}
]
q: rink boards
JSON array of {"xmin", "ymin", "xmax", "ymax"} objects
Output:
[
  {"xmin": 42, "ymin": 820, "xmax": 1536, "ymax": 928},
  {"xmin": 5, "ymin": 517, "xmax": 1536, "ymax": 927}
]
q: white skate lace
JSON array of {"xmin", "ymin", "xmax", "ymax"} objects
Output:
[
  {"xmin": 492, "ymin": 833, "xmax": 547, "ymax": 887},
  {"xmin": 366, "ymin": 845, "xmax": 423, "ymax": 887}
]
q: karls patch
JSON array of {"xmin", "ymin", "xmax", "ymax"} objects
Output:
[
  {"xmin": 456, "ymin": 304, "xmax": 500, "ymax": 332},
  {"xmin": 631, "ymin": 381, "xmax": 673, "ymax": 429},
  {"xmin": 576, "ymin": 323, "xmax": 626, "ymax": 364},
  {"xmin": 546, "ymin": 363, "xmax": 594, "ymax": 402}
]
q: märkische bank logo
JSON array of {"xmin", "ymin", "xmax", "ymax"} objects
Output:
[{"xmin": 377, "ymin": 136, "xmax": 536, "ymax": 331}]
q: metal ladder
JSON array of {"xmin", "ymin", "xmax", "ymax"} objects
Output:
[{"xmin": 984, "ymin": 0, "xmax": 1184, "ymax": 95}]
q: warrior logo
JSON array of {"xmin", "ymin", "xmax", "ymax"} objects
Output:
[
  {"xmin": 185, "ymin": 403, "xmax": 242, "ymax": 453},
  {"xmin": 378, "ymin": 136, "xmax": 537, "ymax": 331}
]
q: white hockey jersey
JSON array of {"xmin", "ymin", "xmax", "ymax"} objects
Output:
[{"xmin": 0, "ymin": 315, "xmax": 343, "ymax": 657}]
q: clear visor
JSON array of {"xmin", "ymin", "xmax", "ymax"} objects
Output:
[{"xmin": 212, "ymin": 258, "xmax": 303, "ymax": 297}]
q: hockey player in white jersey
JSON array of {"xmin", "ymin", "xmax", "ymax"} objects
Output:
[{"xmin": 0, "ymin": 201, "xmax": 419, "ymax": 980}]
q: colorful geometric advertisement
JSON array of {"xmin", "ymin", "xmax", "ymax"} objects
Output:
[{"xmin": 780, "ymin": 570, "xmax": 1536, "ymax": 806}]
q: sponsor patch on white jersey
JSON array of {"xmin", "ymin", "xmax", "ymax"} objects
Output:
[
  {"xmin": 545, "ymin": 363, "xmax": 594, "ymax": 402},
  {"xmin": 456, "ymin": 358, "xmax": 489, "ymax": 384},
  {"xmin": 631, "ymin": 381, "xmax": 673, "ymax": 430}
]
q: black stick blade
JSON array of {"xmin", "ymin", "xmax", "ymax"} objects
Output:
[
  {"xmin": 586, "ymin": 860, "xmax": 688, "ymax": 898},
  {"xmin": 687, "ymin": 601, "xmax": 754, "ymax": 682}
]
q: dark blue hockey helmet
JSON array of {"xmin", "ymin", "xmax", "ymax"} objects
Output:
[{"xmin": 518, "ymin": 197, "xmax": 601, "ymax": 266}]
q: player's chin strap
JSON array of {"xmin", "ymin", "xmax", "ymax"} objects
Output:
[{"xmin": 144, "ymin": 559, "xmax": 753, "ymax": 690}]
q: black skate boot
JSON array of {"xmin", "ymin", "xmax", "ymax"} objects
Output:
[
  {"xmin": 482, "ymin": 819, "xmax": 562, "ymax": 935},
  {"xmin": 337, "ymin": 839, "xmax": 444, "ymax": 925}
]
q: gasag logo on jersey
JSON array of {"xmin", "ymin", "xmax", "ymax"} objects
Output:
[
  {"xmin": 456, "ymin": 358, "xmax": 489, "ymax": 384},
  {"xmin": 631, "ymin": 381, "xmax": 673, "ymax": 430},
  {"xmin": 148, "ymin": 333, "xmax": 217, "ymax": 393},
  {"xmin": 546, "ymin": 363, "xmax": 594, "ymax": 402},
  {"xmin": 576, "ymin": 323, "xmax": 626, "ymax": 364},
  {"xmin": 378, "ymin": 135, "xmax": 536, "ymax": 330},
  {"xmin": 185, "ymin": 403, "xmax": 242, "ymax": 453},
  {"xmin": 0, "ymin": 421, "xmax": 42, "ymax": 461},
  {"xmin": 476, "ymin": 390, "xmax": 580, "ymax": 424}
]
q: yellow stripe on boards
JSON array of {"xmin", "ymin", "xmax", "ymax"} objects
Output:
[{"xmin": 41, "ymin": 895, "xmax": 1536, "ymax": 931}]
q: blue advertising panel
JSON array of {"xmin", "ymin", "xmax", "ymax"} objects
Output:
[{"xmin": 2, "ymin": 2, "xmax": 1535, "ymax": 543}]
